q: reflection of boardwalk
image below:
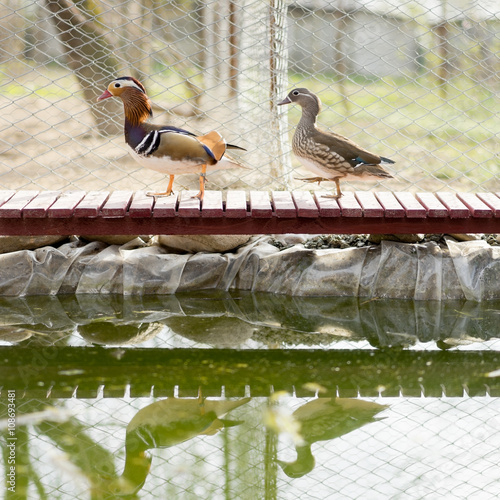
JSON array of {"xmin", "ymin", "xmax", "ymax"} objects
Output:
[{"xmin": 1, "ymin": 346, "xmax": 498, "ymax": 399}]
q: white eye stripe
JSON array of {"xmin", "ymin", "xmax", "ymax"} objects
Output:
[
  {"xmin": 292, "ymin": 90, "xmax": 316, "ymax": 101},
  {"xmin": 114, "ymin": 79, "xmax": 144, "ymax": 93}
]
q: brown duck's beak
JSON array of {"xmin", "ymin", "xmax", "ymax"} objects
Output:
[
  {"xmin": 278, "ymin": 96, "xmax": 291, "ymax": 106},
  {"xmin": 97, "ymin": 89, "xmax": 113, "ymax": 101}
]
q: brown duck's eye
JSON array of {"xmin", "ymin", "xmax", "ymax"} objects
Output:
[{"xmin": 292, "ymin": 90, "xmax": 299, "ymax": 96}]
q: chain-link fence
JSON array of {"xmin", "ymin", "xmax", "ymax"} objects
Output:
[
  {"xmin": 3, "ymin": 394, "xmax": 500, "ymax": 499},
  {"xmin": 1, "ymin": 0, "xmax": 499, "ymax": 195}
]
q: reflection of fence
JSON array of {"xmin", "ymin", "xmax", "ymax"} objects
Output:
[
  {"xmin": 1, "ymin": 375, "xmax": 499, "ymax": 498},
  {"xmin": 2, "ymin": 291, "xmax": 500, "ymax": 498},
  {"xmin": 1, "ymin": 0, "xmax": 499, "ymax": 194},
  {"xmin": 0, "ymin": 360, "xmax": 498, "ymax": 500}
]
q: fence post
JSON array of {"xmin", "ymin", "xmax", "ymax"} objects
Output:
[{"xmin": 237, "ymin": 0, "xmax": 292, "ymax": 189}]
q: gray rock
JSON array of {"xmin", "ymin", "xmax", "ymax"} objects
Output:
[{"xmin": 0, "ymin": 235, "xmax": 68, "ymax": 254}]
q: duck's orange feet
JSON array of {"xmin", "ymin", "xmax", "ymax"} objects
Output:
[
  {"xmin": 146, "ymin": 174, "xmax": 175, "ymax": 198},
  {"xmin": 146, "ymin": 190, "xmax": 174, "ymax": 198},
  {"xmin": 320, "ymin": 178, "xmax": 343, "ymax": 199},
  {"xmin": 192, "ymin": 165, "xmax": 207, "ymax": 201},
  {"xmin": 296, "ymin": 176, "xmax": 330, "ymax": 185}
]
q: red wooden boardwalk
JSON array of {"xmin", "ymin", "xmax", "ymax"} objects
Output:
[{"xmin": 0, "ymin": 190, "xmax": 499, "ymax": 236}]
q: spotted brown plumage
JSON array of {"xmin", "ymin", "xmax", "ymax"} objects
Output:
[
  {"xmin": 97, "ymin": 76, "xmax": 246, "ymax": 200},
  {"xmin": 278, "ymin": 88, "xmax": 394, "ymax": 198}
]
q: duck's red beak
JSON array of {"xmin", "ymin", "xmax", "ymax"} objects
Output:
[{"xmin": 97, "ymin": 89, "xmax": 113, "ymax": 101}]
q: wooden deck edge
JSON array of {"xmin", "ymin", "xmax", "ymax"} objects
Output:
[
  {"xmin": 0, "ymin": 190, "xmax": 499, "ymax": 235},
  {"xmin": 1, "ymin": 215, "xmax": 500, "ymax": 236}
]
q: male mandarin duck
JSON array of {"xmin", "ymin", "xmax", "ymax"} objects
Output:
[
  {"xmin": 278, "ymin": 88, "xmax": 394, "ymax": 198},
  {"xmin": 97, "ymin": 76, "xmax": 246, "ymax": 200}
]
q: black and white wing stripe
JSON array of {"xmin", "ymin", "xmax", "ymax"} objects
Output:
[
  {"xmin": 134, "ymin": 127, "xmax": 194, "ymax": 156},
  {"xmin": 135, "ymin": 130, "xmax": 160, "ymax": 155}
]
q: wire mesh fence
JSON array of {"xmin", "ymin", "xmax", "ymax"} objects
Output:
[
  {"xmin": 2, "ymin": 392, "xmax": 500, "ymax": 499},
  {"xmin": 1, "ymin": 292, "xmax": 500, "ymax": 498},
  {"xmin": 1, "ymin": 0, "xmax": 499, "ymax": 196}
]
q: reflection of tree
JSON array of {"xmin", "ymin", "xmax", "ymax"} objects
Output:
[
  {"xmin": 2, "ymin": 426, "xmax": 30, "ymax": 499},
  {"xmin": 277, "ymin": 398, "xmax": 388, "ymax": 478},
  {"xmin": 1, "ymin": 398, "xmax": 118, "ymax": 500}
]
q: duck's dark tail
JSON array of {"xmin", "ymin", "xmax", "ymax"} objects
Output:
[{"xmin": 380, "ymin": 156, "xmax": 395, "ymax": 164}]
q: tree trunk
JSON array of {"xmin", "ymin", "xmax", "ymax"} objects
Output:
[{"xmin": 45, "ymin": 0, "xmax": 122, "ymax": 135}]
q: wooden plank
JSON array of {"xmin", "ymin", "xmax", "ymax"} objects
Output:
[
  {"xmin": 436, "ymin": 192, "xmax": 470, "ymax": 218},
  {"xmin": 415, "ymin": 192, "xmax": 448, "ymax": 218},
  {"xmin": 152, "ymin": 194, "xmax": 178, "ymax": 218},
  {"xmin": 101, "ymin": 191, "xmax": 133, "ymax": 217},
  {"xmin": 457, "ymin": 193, "xmax": 494, "ymax": 218},
  {"xmin": 129, "ymin": 191, "xmax": 154, "ymax": 218},
  {"xmin": 23, "ymin": 191, "xmax": 59, "ymax": 218},
  {"xmin": 0, "ymin": 191, "xmax": 16, "ymax": 207},
  {"xmin": 74, "ymin": 191, "xmax": 110, "ymax": 217},
  {"xmin": 337, "ymin": 192, "xmax": 362, "ymax": 217},
  {"xmin": 48, "ymin": 191, "xmax": 86, "ymax": 218},
  {"xmin": 177, "ymin": 191, "xmax": 201, "ymax": 217},
  {"xmin": 314, "ymin": 192, "xmax": 341, "ymax": 217},
  {"xmin": 355, "ymin": 191, "xmax": 384, "ymax": 217},
  {"xmin": 201, "ymin": 190, "xmax": 224, "ymax": 218},
  {"xmin": 476, "ymin": 193, "xmax": 500, "ymax": 216},
  {"xmin": 272, "ymin": 191, "xmax": 296, "ymax": 218},
  {"xmin": 249, "ymin": 191, "xmax": 272, "ymax": 218},
  {"xmin": 0, "ymin": 191, "xmax": 38, "ymax": 218},
  {"xmin": 375, "ymin": 191, "xmax": 405, "ymax": 218},
  {"xmin": 393, "ymin": 192, "xmax": 427, "ymax": 218},
  {"xmin": 292, "ymin": 191, "xmax": 319, "ymax": 218},
  {"xmin": 1, "ymin": 190, "xmax": 500, "ymax": 237},
  {"xmin": 225, "ymin": 190, "xmax": 248, "ymax": 218}
]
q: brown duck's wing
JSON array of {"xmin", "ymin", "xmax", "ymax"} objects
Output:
[
  {"xmin": 313, "ymin": 129, "xmax": 383, "ymax": 165},
  {"xmin": 354, "ymin": 163, "xmax": 394, "ymax": 178}
]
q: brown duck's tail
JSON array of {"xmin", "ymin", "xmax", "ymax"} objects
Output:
[
  {"xmin": 356, "ymin": 163, "xmax": 394, "ymax": 179},
  {"xmin": 380, "ymin": 156, "xmax": 395, "ymax": 164}
]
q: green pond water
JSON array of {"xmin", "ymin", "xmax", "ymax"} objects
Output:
[{"xmin": 1, "ymin": 292, "xmax": 499, "ymax": 499}]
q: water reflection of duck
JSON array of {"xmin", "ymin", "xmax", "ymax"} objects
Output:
[
  {"xmin": 108, "ymin": 393, "xmax": 250, "ymax": 495},
  {"xmin": 279, "ymin": 398, "xmax": 388, "ymax": 478}
]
